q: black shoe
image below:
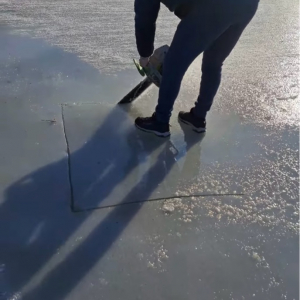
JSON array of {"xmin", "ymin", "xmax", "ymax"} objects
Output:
[
  {"xmin": 178, "ymin": 109, "xmax": 206, "ymax": 133},
  {"xmin": 135, "ymin": 113, "xmax": 170, "ymax": 137}
]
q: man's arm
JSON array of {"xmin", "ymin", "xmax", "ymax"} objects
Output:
[{"xmin": 134, "ymin": 0, "xmax": 161, "ymax": 58}]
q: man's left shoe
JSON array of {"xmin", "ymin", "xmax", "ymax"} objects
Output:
[
  {"xmin": 178, "ymin": 110, "xmax": 206, "ymax": 133},
  {"xmin": 135, "ymin": 114, "xmax": 170, "ymax": 137}
]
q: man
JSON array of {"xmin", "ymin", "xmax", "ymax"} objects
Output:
[{"xmin": 134, "ymin": 0, "xmax": 259, "ymax": 137}]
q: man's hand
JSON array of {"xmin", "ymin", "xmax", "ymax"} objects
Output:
[{"xmin": 139, "ymin": 57, "xmax": 150, "ymax": 68}]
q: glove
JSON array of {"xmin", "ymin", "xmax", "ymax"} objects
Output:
[{"xmin": 139, "ymin": 56, "xmax": 150, "ymax": 68}]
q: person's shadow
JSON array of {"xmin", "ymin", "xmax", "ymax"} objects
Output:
[{"xmin": 1, "ymin": 102, "xmax": 205, "ymax": 300}]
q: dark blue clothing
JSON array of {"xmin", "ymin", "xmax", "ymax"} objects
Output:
[
  {"xmin": 134, "ymin": 0, "xmax": 258, "ymax": 58},
  {"xmin": 135, "ymin": 0, "xmax": 197, "ymax": 57},
  {"xmin": 134, "ymin": 0, "xmax": 259, "ymax": 122}
]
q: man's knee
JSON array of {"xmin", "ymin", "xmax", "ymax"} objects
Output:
[{"xmin": 201, "ymin": 58, "xmax": 223, "ymax": 74}]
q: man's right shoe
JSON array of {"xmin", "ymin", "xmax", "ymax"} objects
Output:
[
  {"xmin": 135, "ymin": 113, "xmax": 170, "ymax": 137},
  {"xmin": 178, "ymin": 109, "xmax": 206, "ymax": 133}
]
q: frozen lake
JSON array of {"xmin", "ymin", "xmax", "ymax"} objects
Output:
[{"xmin": 0, "ymin": 0, "xmax": 298, "ymax": 299}]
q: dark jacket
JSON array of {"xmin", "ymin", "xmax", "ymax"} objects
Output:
[{"xmin": 135, "ymin": 0, "xmax": 196, "ymax": 57}]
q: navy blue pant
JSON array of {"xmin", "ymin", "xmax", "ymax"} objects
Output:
[{"xmin": 155, "ymin": 0, "xmax": 259, "ymax": 123}]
